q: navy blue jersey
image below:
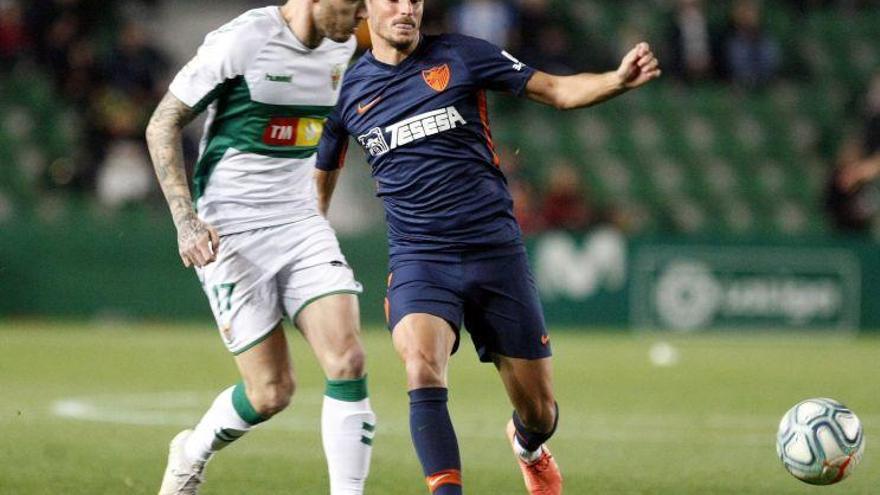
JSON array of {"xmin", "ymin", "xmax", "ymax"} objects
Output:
[{"xmin": 316, "ymin": 34, "xmax": 535, "ymax": 259}]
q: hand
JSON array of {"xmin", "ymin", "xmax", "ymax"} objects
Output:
[
  {"xmin": 616, "ymin": 42, "xmax": 661, "ymax": 89},
  {"xmin": 838, "ymin": 161, "xmax": 880, "ymax": 192},
  {"xmin": 176, "ymin": 213, "xmax": 220, "ymax": 268}
]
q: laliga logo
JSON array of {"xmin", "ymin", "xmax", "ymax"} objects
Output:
[
  {"xmin": 652, "ymin": 259, "xmax": 845, "ymax": 330},
  {"xmin": 654, "ymin": 261, "xmax": 721, "ymax": 331},
  {"xmin": 357, "ymin": 106, "xmax": 467, "ymax": 157}
]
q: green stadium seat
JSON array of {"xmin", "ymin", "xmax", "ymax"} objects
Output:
[
  {"xmin": 719, "ymin": 198, "xmax": 757, "ymax": 234},
  {"xmin": 700, "ymin": 156, "xmax": 739, "ymax": 198},
  {"xmin": 682, "ymin": 115, "xmax": 718, "ymax": 155},
  {"xmin": 774, "ymin": 200, "xmax": 810, "ymax": 235},
  {"xmin": 754, "ymin": 159, "xmax": 788, "ymax": 197},
  {"xmin": 590, "ymin": 151, "xmax": 631, "ymax": 199},
  {"xmin": 669, "ymin": 196, "xmax": 708, "ymax": 233},
  {"xmin": 574, "ymin": 112, "xmax": 611, "ymax": 153},
  {"xmin": 629, "ymin": 114, "xmax": 663, "ymax": 152}
]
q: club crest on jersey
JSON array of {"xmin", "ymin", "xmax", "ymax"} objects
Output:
[
  {"xmin": 220, "ymin": 324, "xmax": 233, "ymax": 344},
  {"xmin": 422, "ymin": 64, "xmax": 451, "ymax": 92},
  {"xmin": 357, "ymin": 106, "xmax": 467, "ymax": 157},
  {"xmin": 331, "ymin": 63, "xmax": 346, "ymax": 90}
]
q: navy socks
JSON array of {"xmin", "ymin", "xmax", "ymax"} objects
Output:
[
  {"xmin": 409, "ymin": 387, "xmax": 462, "ymax": 494},
  {"xmin": 512, "ymin": 402, "xmax": 559, "ymax": 452}
]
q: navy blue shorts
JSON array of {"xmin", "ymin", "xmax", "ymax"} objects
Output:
[{"xmin": 385, "ymin": 248, "xmax": 551, "ymax": 362}]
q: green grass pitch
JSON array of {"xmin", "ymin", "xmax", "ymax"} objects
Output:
[{"xmin": 1, "ymin": 321, "xmax": 877, "ymax": 494}]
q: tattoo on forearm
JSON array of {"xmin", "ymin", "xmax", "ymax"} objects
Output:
[{"xmin": 146, "ymin": 92, "xmax": 200, "ymax": 228}]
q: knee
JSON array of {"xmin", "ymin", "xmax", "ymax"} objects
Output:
[
  {"xmin": 325, "ymin": 344, "xmax": 366, "ymax": 380},
  {"xmin": 392, "ymin": 315, "xmax": 454, "ymax": 388},
  {"xmin": 401, "ymin": 349, "xmax": 446, "ymax": 388},
  {"xmin": 248, "ymin": 375, "xmax": 295, "ymax": 418},
  {"xmin": 517, "ymin": 399, "xmax": 558, "ymax": 433}
]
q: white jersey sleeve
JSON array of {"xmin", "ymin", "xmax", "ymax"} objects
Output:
[{"xmin": 169, "ymin": 9, "xmax": 277, "ymax": 111}]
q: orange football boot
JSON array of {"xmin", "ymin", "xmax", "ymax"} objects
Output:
[{"xmin": 506, "ymin": 419, "xmax": 563, "ymax": 495}]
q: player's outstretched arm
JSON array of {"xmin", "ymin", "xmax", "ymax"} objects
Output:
[
  {"xmin": 525, "ymin": 42, "xmax": 661, "ymax": 110},
  {"xmin": 145, "ymin": 91, "xmax": 220, "ymax": 268},
  {"xmin": 315, "ymin": 169, "xmax": 341, "ymax": 217}
]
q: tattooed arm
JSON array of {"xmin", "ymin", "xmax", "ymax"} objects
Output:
[{"xmin": 145, "ymin": 92, "xmax": 220, "ymax": 268}]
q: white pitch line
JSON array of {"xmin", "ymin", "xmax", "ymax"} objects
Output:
[{"xmin": 51, "ymin": 392, "xmax": 880, "ymax": 447}]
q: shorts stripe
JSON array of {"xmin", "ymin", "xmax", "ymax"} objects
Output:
[
  {"xmin": 231, "ymin": 318, "xmax": 282, "ymax": 356},
  {"xmin": 291, "ymin": 289, "xmax": 361, "ymax": 325}
]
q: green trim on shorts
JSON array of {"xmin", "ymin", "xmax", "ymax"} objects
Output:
[
  {"xmin": 291, "ymin": 290, "xmax": 361, "ymax": 326},
  {"xmin": 231, "ymin": 382, "xmax": 267, "ymax": 425},
  {"xmin": 325, "ymin": 375, "xmax": 369, "ymax": 402},
  {"xmin": 231, "ymin": 318, "xmax": 282, "ymax": 356}
]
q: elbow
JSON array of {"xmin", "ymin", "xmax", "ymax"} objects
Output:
[
  {"xmin": 553, "ymin": 97, "xmax": 576, "ymax": 111},
  {"xmin": 145, "ymin": 118, "xmax": 161, "ymax": 145},
  {"xmin": 548, "ymin": 86, "xmax": 576, "ymax": 111},
  {"xmin": 549, "ymin": 83, "xmax": 571, "ymax": 111},
  {"xmin": 145, "ymin": 119, "xmax": 179, "ymax": 147},
  {"xmin": 554, "ymin": 99, "xmax": 572, "ymax": 111},
  {"xmin": 535, "ymin": 75, "xmax": 570, "ymax": 111}
]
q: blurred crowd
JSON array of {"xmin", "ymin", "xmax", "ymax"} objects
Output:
[
  {"xmin": 424, "ymin": 0, "xmax": 879, "ymax": 236},
  {"xmin": 1, "ymin": 0, "xmax": 878, "ymax": 236},
  {"xmin": 0, "ymin": 0, "xmax": 169, "ymax": 208},
  {"xmin": 825, "ymin": 73, "xmax": 880, "ymax": 233}
]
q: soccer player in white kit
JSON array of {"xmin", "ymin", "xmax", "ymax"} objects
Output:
[{"xmin": 145, "ymin": 1, "xmax": 374, "ymax": 494}]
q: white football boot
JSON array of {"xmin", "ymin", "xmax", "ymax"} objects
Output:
[{"xmin": 158, "ymin": 429, "xmax": 208, "ymax": 495}]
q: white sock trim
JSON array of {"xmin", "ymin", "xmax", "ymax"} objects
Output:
[{"xmin": 514, "ymin": 436, "xmax": 544, "ymax": 464}]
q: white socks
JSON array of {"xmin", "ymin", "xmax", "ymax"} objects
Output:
[
  {"xmin": 178, "ymin": 378, "xmax": 376, "ymax": 495},
  {"xmin": 322, "ymin": 377, "xmax": 376, "ymax": 495},
  {"xmin": 184, "ymin": 384, "xmax": 259, "ymax": 462}
]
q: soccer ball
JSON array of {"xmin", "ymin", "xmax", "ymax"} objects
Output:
[{"xmin": 776, "ymin": 398, "xmax": 865, "ymax": 485}]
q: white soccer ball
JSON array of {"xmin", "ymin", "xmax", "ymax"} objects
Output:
[{"xmin": 776, "ymin": 397, "xmax": 865, "ymax": 485}]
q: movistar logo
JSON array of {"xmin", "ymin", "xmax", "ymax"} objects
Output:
[
  {"xmin": 357, "ymin": 106, "xmax": 467, "ymax": 157},
  {"xmin": 265, "ymin": 74, "xmax": 292, "ymax": 83}
]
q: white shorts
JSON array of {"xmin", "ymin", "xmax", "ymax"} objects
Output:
[{"xmin": 196, "ymin": 215, "xmax": 362, "ymax": 354}]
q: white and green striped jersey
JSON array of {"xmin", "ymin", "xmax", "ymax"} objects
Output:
[{"xmin": 169, "ymin": 6, "xmax": 356, "ymax": 235}]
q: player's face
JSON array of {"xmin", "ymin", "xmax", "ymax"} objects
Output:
[
  {"xmin": 316, "ymin": 0, "xmax": 367, "ymax": 43},
  {"xmin": 366, "ymin": 0, "xmax": 423, "ymax": 51}
]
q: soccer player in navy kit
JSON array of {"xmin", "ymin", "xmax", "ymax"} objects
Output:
[{"xmin": 316, "ymin": 0, "xmax": 660, "ymax": 493}]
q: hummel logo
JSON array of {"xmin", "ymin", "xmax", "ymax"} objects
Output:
[
  {"xmin": 266, "ymin": 74, "xmax": 292, "ymax": 83},
  {"xmin": 357, "ymin": 96, "xmax": 382, "ymax": 115}
]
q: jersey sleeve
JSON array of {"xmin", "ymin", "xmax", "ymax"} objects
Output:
[
  {"xmin": 316, "ymin": 109, "xmax": 350, "ymax": 171},
  {"xmin": 168, "ymin": 11, "xmax": 273, "ymax": 112},
  {"xmin": 453, "ymin": 34, "xmax": 535, "ymax": 96}
]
